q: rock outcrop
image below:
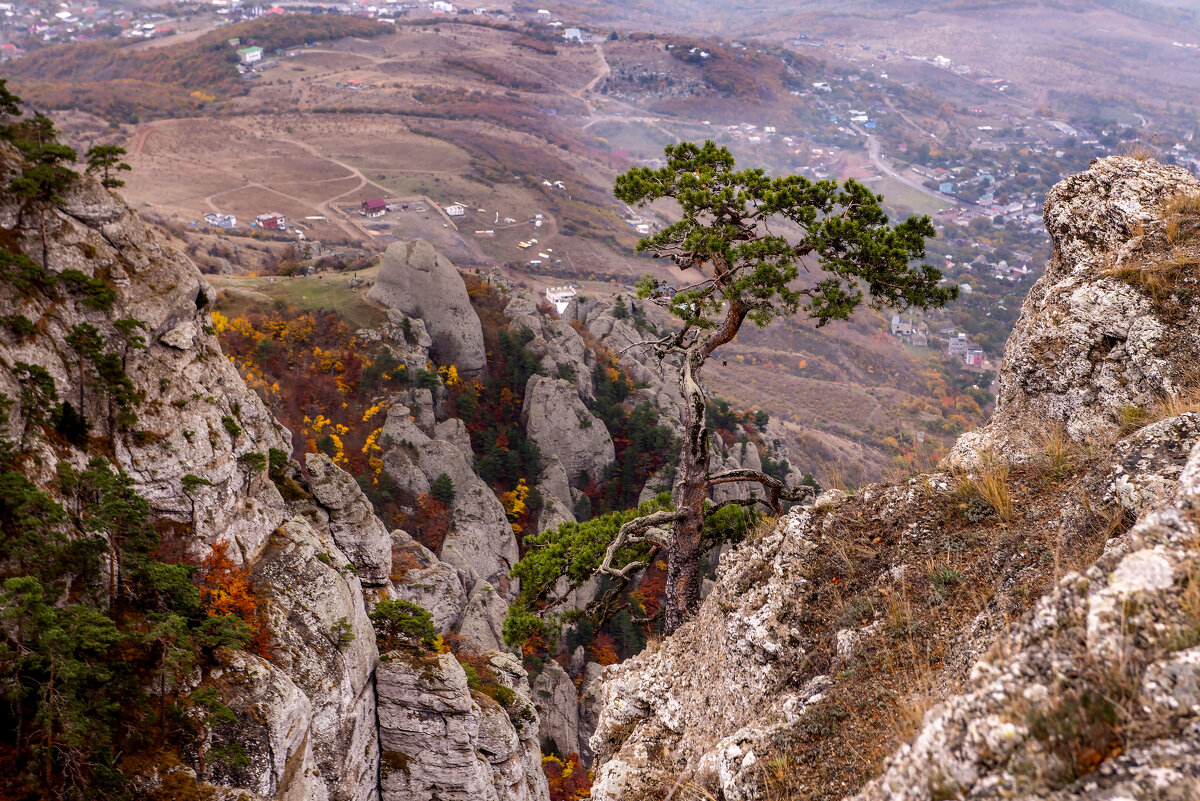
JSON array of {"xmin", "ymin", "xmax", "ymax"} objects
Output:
[
  {"xmin": 0, "ymin": 150, "xmax": 385, "ymax": 801},
  {"xmin": 376, "ymin": 652, "xmax": 549, "ymax": 801},
  {"xmin": 306, "ymin": 452, "xmax": 394, "ymax": 587},
  {"xmin": 853, "ymin": 445, "xmax": 1200, "ymax": 799},
  {"xmin": 367, "ymin": 239, "xmax": 486, "ymax": 375},
  {"xmin": 588, "ymin": 157, "xmax": 1200, "ymax": 800},
  {"xmin": 521, "ymin": 375, "xmax": 614, "ymax": 485},
  {"xmin": 950, "ymin": 156, "xmax": 1200, "ymax": 467},
  {"xmin": 379, "ymin": 404, "xmax": 518, "ymax": 590}
]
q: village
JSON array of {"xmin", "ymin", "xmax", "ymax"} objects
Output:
[
  {"xmin": 0, "ymin": 0, "xmax": 616, "ymax": 55},
  {"xmin": 888, "ymin": 313, "xmax": 991, "ymax": 375}
]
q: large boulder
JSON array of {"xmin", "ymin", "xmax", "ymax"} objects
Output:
[
  {"xmin": 531, "ymin": 661, "xmax": 582, "ymax": 759},
  {"xmin": 521, "ymin": 375, "xmax": 614, "ymax": 485},
  {"xmin": 367, "ymin": 239, "xmax": 486, "ymax": 375},
  {"xmin": 389, "ymin": 530, "xmax": 469, "ymax": 633},
  {"xmin": 376, "ymin": 651, "xmax": 549, "ymax": 801},
  {"xmin": 950, "ymin": 156, "xmax": 1200, "ymax": 467},
  {"xmin": 454, "ymin": 581, "xmax": 511, "ymax": 653},
  {"xmin": 380, "ymin": 406, "xmax": 518, "ymax": 590},
  {"xmin": 306, "ymin": 452, "xmax": 393, "ymax": 587}
]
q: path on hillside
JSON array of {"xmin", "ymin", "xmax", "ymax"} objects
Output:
[{"xmin": 583, "ymin": 41, "xmax": 611, "ymax": 95}]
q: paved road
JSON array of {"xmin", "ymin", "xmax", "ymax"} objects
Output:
[{"xmin": 855, "ymin": 127, "xmax": 989, "ymax": 214}]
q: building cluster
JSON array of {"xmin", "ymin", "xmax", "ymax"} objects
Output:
[
  {"xmin": 0, "ymin": 1, "xmax": 177, "ymax": 51},
  {"xmin": 891, "ymin": 315, "xmax": 988, "ymax": 372},
  {"xmin": 201, "ymin": 210, "xmax": 292, "ymax": 231}
]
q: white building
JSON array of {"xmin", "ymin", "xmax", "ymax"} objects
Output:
[
  {"xmin": 444, "ymin": 203, "xmax": 465, "ymax": 217},
  {"xmin": 204, "ymin": 213, "xmax": 237, "ymax": 229},
  {"xmin": 545, "ymin": 286, "xmax": 577, "ymax": 314},
  {"xmin": 237, "ymin": 45, "xmax": 263, "ymax": 64}
]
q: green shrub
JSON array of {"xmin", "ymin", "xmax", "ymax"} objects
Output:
[{"xmin": 370, "ymin": 599, "xmax": 436, "ymax": 651}]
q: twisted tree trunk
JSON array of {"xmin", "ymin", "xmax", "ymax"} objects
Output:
[{"xmin": 663, "ymin": 300, "xmax": 745, "ymax": 634}]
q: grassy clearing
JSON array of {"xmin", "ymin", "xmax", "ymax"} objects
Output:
[
  {"xmin": 874, "ymin": 176, "xmax": 950, "ymax": 218},
  {"xmin": 211, "ymin": 271, "xmax": 389, "ymax": 330}
]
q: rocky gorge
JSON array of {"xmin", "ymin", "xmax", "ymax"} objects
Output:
[
  {"xmin": 0, "ymin": 133, "xmax": 797, "ymax": 801},
  {"xmin": 3, "ymin": 127, "xmax": 1198, "ymax": 801}
]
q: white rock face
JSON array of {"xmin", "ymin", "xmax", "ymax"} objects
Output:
[
  {"xmin": 251, "ymin": 519, "xmax": 380, "ymax": 801},
  {"xmin": 380, "ymin": 405, "xmax": 518, "ymax": 589},
  {"xmin": 531, "ymin": 661, "xmax": 583, "ymax": 758},
  {"xmin": 207, "ymin": 650, "xmax": 330, "ymax": 801},
  {"xmin": 521, "ymin": 375, "xmax": 614, "ymax": 485},
  {"xmin": 367, "ymin": 240, "xmax": 486, "ymax": 375},
  {"xmin": 389, "ymin": 530, "xmax": 469, "ymax": 633},
  {"xmin": 375, "ymin": 652, "xmax": 549, "ymax": 801},
  {"xmin": 455, "ymin": 581, "xmax": 511, "ymax": 653},
  {"xmin": 307, "ymin": 452, "xmax": 394, "ymax": 587},
  {"xmin": 950, "ymin": 156, "xmax": 1200, "ymax": 467},
  {"xmin": 1104, "ymin": 412, "xmax": 1200, "ymax": 516}
]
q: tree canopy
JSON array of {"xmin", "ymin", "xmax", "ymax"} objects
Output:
[{"xmin": 509, "ymin": 141, "xmax": 956, "ymax": 636}]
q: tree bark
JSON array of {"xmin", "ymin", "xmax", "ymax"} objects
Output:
[{"xmin": 663, "ymin": 298, "xmax": 746, "ymax": 634}]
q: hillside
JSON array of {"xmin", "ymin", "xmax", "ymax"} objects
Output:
[{"xmin": 14, "ymin": 12, "xmax": 1030, "ymax": 484}]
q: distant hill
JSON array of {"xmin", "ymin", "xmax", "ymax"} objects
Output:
[{"xmin": 8, "ymin": 16, "xmax": 393, "ymax": 122}]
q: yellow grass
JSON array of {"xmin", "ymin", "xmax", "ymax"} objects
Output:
[{"xmin": 953, "ymin": 456, "xmax": 1013, "ymax": 523}]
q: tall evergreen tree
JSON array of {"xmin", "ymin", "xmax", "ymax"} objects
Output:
[{"xmin": 512, "ymin": 142, "xmax": 956, "ymax": 634}]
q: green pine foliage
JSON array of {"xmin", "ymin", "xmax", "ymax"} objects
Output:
[
  {"xmin": 431, "ymin": 473, "xmax": 456, "ymax": 505},
  {"xmin": 452, "ymin": 326, "xmax": 544, "ymax": 489},
  {"xmin": 503, "ymin": 493, "xmax": 760, "ymax": 648},
  {"xmin": 370, "ymin": 599, "xmax": 437, "ymax": 652}
]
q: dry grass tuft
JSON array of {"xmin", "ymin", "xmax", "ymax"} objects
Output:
[
  {"xmin": 1164, "ymin": 192, "xmax": 1200, "ymax": 218},
  {"xmin": 1038, "ymin": 424, "xmax": 1080, "ymax": 479},
  {"xmin": 1120, "ymin": 143, "xmax": 1156, "ymax": 161},
  {"xmin": 673, "ymin": 781, "xmax": 718, "ymax": 801},
  {"xmin": 1182, "ymin": 559, "xmax": 1200, "ymax": 644},
  {"xmin": 1151, "ymin": 385, "xmax": 1200, "ymax": 421},
  {"xmin": 818, "ymin": 460, "xmax": 853, "ymax": 493},
  {"xmin": 953, "ymin": 456, "xmax": 1013, "ymax": 523},
  {"xmin": 1105, "ymin": 252, "xmax": 1196, "ymax": 304}
]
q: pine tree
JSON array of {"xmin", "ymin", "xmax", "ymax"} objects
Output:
[
  {"xmin": 84, "ymin": 144, "xmax": 131, "ymax": 189},
  {"xmin": 513, "ymin": 141, "xmax": 955, "ymax": 634},
  {"xmin": 8, "ymin": 114, "xmax": 77, "ymax": 269}
]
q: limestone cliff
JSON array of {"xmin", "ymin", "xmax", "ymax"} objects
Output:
[
  {"xmin": 366, "ymin": 240, "xmax": 487, "ymax": 376},
  {"xmin": 588, "ymin": 157, "xmax": 1200, "ymax": 799},
  {"xmin": 0, "ymin": 145, "xmax": 546, "ymax": 801}
]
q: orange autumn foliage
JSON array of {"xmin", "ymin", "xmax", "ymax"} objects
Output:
[
  {"xmin": 629, "ymin": 561, "xmax": 667, "ymax": 621},
  {"xmin": 587, "ymin": 632, "xmax": 619, "ymax": 666},
  {"xmin": 544, "ymin": 753, "xmax": 592, "ymax": 801},
  {"xmin": 198, "ymin": 540, "xmax": 271, "ymax": 658},
  {"xmin": 403, "ymin": 493, "xmax": 452, "ymax": 553}
]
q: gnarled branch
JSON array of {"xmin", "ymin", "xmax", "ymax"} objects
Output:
[
  {"xmin": 705, "ymin": 467, "xmax": 815, "ymax": 512},
  {"xmin": 597, "ymin": 510, "xmax": 682, "ymax": 580}
]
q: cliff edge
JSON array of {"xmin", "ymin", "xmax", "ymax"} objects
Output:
[{"xmin": 588, "ymin": 156, "xmax": 1200, "ymax": 800}]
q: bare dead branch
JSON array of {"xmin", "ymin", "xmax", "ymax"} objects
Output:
[
  {"xmin": 705, "ymin": 496, "xmax": 773, "ymax": 515},
  {"xmin": 704, "ymin": 468, "xmax": 815, "ymax": 513}
]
